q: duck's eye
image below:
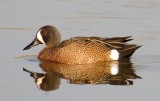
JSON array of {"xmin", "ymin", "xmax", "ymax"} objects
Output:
[{"xmin": 37, "ymin": 30, "xmax": 45, "ymax": 44}]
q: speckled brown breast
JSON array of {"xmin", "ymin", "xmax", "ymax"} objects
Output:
[{"xmin": 38, "ymin": 37, "xmax": 112, "ymax": 64}]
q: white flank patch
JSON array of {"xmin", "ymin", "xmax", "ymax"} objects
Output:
[
  {"xmin": 111, "ymin": 63, "xmax": 119, "ymax": 75},
  {"xmin": 109, "ymin": 49, "xmax": 119, "ymax": 60},
  {"xmin": 37, "ymin": 30, "xmax": 45, "ymax": 44},
  {"xmin": 36, "ymin": 76, "xmax": 45, "ymax": 88}
]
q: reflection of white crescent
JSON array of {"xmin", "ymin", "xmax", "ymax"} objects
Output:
[
  {"xmin": 36, "ymin": 76, "xmax": 45, "ymax": 88},
  {"xmin": 111, "ymin": 63, "xmax": 119, "ymax": 75}
]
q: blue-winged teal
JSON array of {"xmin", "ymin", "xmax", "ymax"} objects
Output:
[{"xmin": 23, "ymin": 25, "xmax": 141, "ymax": 64}]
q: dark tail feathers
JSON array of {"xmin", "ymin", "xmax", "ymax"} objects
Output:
[
  {"xmin": 104, "ymin": 36, "xmax": 141, "ymax": 59},
  {"xmin": 119, "ymin": 45, "xmax": 142, "ymax": 59}
]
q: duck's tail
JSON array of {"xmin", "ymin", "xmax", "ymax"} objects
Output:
[
  {"xmin": 104, "ymin": 36, "xmax": 141, "ymax": 59},
  {"xmin": 118, "ymin": 45, "xmax": 142, "ymax": 59}
]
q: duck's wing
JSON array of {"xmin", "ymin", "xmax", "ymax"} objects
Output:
[
  {"xmin": 77, "ymin": 36, "xmax": 132, "ymax": 49},
  {"xmin": 85, "ymin": 36, "xmax": 141, "ymax": 59},
  {"xmin": 60, "ymin": 36, "xmax": 141, "ymax": 59},
  {"xmin": 103, "ymin": 36, "xmax": 133, "ymax": 42}
]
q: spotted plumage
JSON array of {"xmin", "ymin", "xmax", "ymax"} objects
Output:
[{"xmin": 23, "ymin": 25, "xmax": 141, "ymax": 64}]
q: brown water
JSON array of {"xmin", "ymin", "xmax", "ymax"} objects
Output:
[{"xmin": 0, "ymin": 0, "xmax": 160, "ymax": 101}]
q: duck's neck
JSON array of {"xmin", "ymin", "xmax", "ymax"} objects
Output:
[
  {"xmin": 46, "ymin": 31, "xmax": 61, "ymax": 49},
  {"xmin": 46, "ymin": 44, "xmax": 60, "ymax": 49}
]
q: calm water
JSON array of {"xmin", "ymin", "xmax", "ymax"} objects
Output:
[{"xmin": 0, "ymin": 0, "xmax": 160, "ymax": 101}]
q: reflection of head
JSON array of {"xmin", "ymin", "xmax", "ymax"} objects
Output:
[
  {"xmin": 23, "ymin": 68, "xmax": 60, "ymax": 92},
  {"xmin": 35, "ymin": 73, "xmax": 60, "ymax": 91}
]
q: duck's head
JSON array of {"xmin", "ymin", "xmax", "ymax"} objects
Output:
[{"xmin": 23, "ymin": 25, "xmax": 61, "ymax": 50}]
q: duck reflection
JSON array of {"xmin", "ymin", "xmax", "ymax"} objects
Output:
[
  {"xmin": 23, "ymin": 60, "xmax": 141, "ymax": 91},
  {"xmin": 23, "ymin": 68, "xmax": 60, "ymax": 91}
]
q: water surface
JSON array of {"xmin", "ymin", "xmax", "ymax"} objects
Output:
[{"xmin": 0, "ymin": 0, "xmax": 160, "ymax": 101}]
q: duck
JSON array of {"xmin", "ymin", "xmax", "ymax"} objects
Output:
[{"xmin": 23, "ymin": 25, "xmax": 141, "ymax": 64}]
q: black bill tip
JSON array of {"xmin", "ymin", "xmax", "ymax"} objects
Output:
[{"xmin": 23, "ymin": 38, "xmax": 40, "ymax": 51}]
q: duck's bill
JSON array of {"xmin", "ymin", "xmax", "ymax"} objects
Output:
[{"xmin": 23, "ymin": 38, "xmax": 41, "ymax": 50}]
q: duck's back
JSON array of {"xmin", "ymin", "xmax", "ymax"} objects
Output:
[{"xmin": 39, "ymin": 37, "xmax": 111, "ymax": 64}]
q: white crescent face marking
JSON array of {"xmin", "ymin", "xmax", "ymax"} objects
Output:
[
  {"xmin": 109, "ymin": 49, "xmax": 119, "ymax": 60},
  {"xmin": 36, "ymin": 30, "xmax": 45, "ymax": 44}
]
